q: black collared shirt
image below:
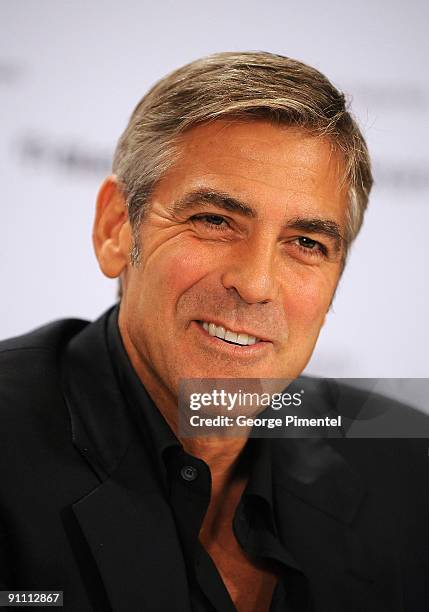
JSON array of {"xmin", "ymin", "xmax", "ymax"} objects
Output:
[{"xmin": 106, "ymin": 306, "xmax": 300, "ymax": 611}]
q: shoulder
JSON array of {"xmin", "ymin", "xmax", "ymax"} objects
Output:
[
  {"xmin": 0, "ymin": 319, "xmax": 104, "ymax": 539},
  {"xmin": 329, "ymin": 378, "xmax": 429, "ymax": 439},
  {"xmin": 0, "ymin": 317, "xmax": 89, "ymax": 421},
  {"xmin": 0, "ymin": 317, "xmax": 88, "ymax": 355},
  {"xmin": 290, "ymin": 376, "xmax": 429, "ymax": 468},
  {"xmin": 319, "ymin": 380, "xmax": 429, "ymax": 488},
  {"xmin": 297, "ymin": 375, "xmax": 429, "ymax": 436}
]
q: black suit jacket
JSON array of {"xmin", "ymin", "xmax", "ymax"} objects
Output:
[{"xmin": 0, "ymin": 309, "xmax": 428, "ymax": 611}]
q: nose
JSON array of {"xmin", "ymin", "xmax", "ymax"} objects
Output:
[{"xmin": 220, "ymin": 237, "xmax": 279, "ymax": 305}]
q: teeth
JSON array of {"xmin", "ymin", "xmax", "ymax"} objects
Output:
[
  {"xmin": 225, "ymin": 330, "xmax": 238, "ymax": 344},
  {"xmin": 216, "ymin": 325, "xmax": 225, "ymax": 339},
  {"xmin": 200, "ymin": 321, "xmax": 260, "ymax": 345}
]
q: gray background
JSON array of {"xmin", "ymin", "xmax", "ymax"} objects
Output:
[{"xmin": 1, "ymin": 1, "xmax": 428, "ymax": 394}]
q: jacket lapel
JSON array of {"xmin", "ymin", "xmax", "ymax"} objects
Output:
[
  {"xmin": 62, "ymin": 309, "xmax": 191, "ymax": 612},
  {"xmin": 71, "ymin": 441, "xmax": 190, "ymax": 612},
  {"xmin": 271, "ymin": 436, "xmax": 402, "ymax": 612}
]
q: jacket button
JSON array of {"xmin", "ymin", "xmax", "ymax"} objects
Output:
[{"xmin": 180, "ymin": 465, "xmax": 198, "ymax": 481}]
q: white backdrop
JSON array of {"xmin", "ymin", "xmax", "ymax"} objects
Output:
[{"xmin": 1, "ymin": 1, "xmax": 428, "ymax": 388}]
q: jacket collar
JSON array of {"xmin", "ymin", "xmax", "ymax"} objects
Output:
[
  {"xmin": 61, "ymin": 307, "xmax": 191, "ymax": 611},
  {"xmin": 62, "ymin": 306, "xmax": 132, "ymax": 480}
]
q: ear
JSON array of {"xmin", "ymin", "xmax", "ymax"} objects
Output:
[{"xmin": 93, "ymin": 175, "xmax": 132, "ymax": 278}]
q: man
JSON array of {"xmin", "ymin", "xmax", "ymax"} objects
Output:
[{"xmin": 0, "ymin": 52, "xmax": 428, "ymax": 611}]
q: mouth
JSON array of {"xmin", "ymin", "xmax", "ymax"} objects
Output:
[{"xmin": 195, "ymin": 320, "xmax": 266, "ymax": 347}]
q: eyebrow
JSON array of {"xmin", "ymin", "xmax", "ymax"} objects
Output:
[
  {"xmin": 170, "ymin": 188, "xmax": 344, "ymax": 251},
  {"xmin": 170, "ymin": 189, "xmax": 256, "ymax": 218}
]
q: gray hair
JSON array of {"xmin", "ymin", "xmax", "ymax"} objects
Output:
[{"xmin": 113, "ymin": 51, "xmax": 373, "ymax": 266}]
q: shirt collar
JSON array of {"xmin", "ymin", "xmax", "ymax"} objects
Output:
[{"xmin": 242, "ymin": 437, "xmax": 275, "ymax": 531}]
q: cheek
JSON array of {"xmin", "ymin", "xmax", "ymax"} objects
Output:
[
  {"xmin": 283, "ymin": 271, "xmax": 334, "ymax": 332},
  {"xmin": 145, "ymin": 241, "xmax": 214, "ymax": 305}
]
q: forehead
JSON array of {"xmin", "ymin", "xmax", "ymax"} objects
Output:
[{"xmin": 155, "ymin": 120, "xmax": 348, "ymax": 224}]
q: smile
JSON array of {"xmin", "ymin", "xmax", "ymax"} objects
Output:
[{"xmin": 198, "ymin": 321, "xmax": 261, "ymax": 346}]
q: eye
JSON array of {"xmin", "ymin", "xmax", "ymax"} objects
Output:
[
  {"xmin": 202, "ymin": 214, "xmax": 225, "ymax": 226},
  {"xmin": 292, "ymin": 236, "xmax": 328, "ymax": 258},
  {"xmin": 190, "ymin": 214, "xmax": 229, "ymax": 230},
  {"xmin": 297, "ymin": 237, "xmax": 318, "ymax": 249}
]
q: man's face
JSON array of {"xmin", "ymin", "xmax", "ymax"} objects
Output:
[{"xmin": 118, "ymin": 120, "xmax": 347, "ymax": 400}]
